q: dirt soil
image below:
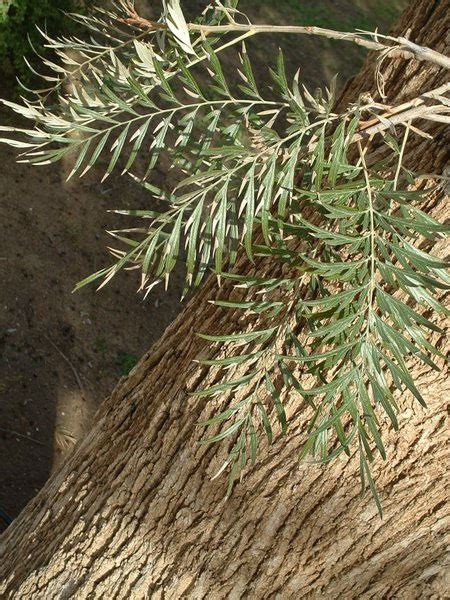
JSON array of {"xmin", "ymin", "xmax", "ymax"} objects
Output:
[
  {"xmin": 0, "ymin": 0, "xmax": 406, "ymax": 530},
  {"xmin": 0, "ymin": 130, "xmax": 187, "ymax": 526}
]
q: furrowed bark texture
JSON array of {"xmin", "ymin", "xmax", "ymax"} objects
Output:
[{"xmin": 1, "ymin": 0, "xmax": 449, "ymax": 597}]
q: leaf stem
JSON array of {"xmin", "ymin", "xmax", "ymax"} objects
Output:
[
  {"xmin": 393, "ymin": 122, "xmax": 411, "ymax": 191},
  {"xmin": 357, "ymin": 139, "xmax": 377, "ymax": 334}
]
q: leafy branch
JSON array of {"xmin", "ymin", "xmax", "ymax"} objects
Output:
[
  {"xmin": 0, "ymin": 0, "xmax": 448, "ymax": 513},
  {"xmin": 197, "ymin": 132, "xmax": 448, "ymax": 511}
]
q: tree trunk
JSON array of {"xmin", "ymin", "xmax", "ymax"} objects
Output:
[{"xmin": 1, "ymin": 1, "xmax": 449, "ymax": 597}]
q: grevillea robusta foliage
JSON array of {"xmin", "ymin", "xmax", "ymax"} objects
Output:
[{"xmin": 1, "ymin": 0, "xmax": 449, "ymax": 513}]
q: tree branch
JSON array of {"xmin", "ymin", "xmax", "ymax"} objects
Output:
[
  {"xmin": 121, "ymin": 7, "xmax": 450, "ymax": 71},
  {"xmin": 354, "ymin": 82, "xmax": 450, "ymax": 140},
  {"xmin": 189, "ymin": 24, "xmax": 450, "ymax": 69}
]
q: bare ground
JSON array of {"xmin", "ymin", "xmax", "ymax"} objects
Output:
[{"xmin": 0, "ymin": 134, "xmax": 186, "ymax": 525}]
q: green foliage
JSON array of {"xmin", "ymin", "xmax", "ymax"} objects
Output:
[
  {"xmin": 0, "ymin": 0, "xmax": 92, "ymax": 86},
  {"xmin": 0, "ymin": 0, "xmax": 448, "ymax": 514},
  {"xmin": 198, "ymin": 145, "xmax": 448, "ymax": 513},
  {"xmin": 0, "ymin": 1, "xmax": 13, "ymax": 22},
  {"xmin": 116, "ymin": 351, "xmax": 138, "ymax": 376}
]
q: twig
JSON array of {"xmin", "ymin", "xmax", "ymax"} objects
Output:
[
  {"xmin": 191, "ymin": 26, "xmax": 450, "ymax": 70},
  {"xmin": 46, "ymin": 336, "xmax": 86, "ymax": 400},
  {"xmin": 383, "ymin": 34, "xmax": 450, "ymax": 71},
  {"xmin": 347, "ymin": 82, "xmax": 450, "ymax": 143},
  {"xmin": 355, "ymin": 83, "xmax": 450, "ymax": 131},
  {"xmin": 356, "ymin": 104, "xmax": 449, "ymax": 140},
  {"xmin": 394, "ymin": 122, "xmax": 411, "ymax": 190},
  {"xmin": 120, "ymin": 6, "xmax": 450, "ymax": 71},
  {"xmin": 308, "ymin": 85, "xmax": 448, "ymax": 154},
  {"xmin": 0, "ymin": 427, "xmax": 45, "ymax": 446}
]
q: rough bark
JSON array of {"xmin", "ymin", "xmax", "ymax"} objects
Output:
[{"xmin": 1, "ymin": 1, "xmax": 449, "ymax": 597}]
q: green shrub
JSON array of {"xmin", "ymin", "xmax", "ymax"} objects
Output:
[{"xmin": 0, "ymin": 0, "xmax": 92, "ymax": 87}]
